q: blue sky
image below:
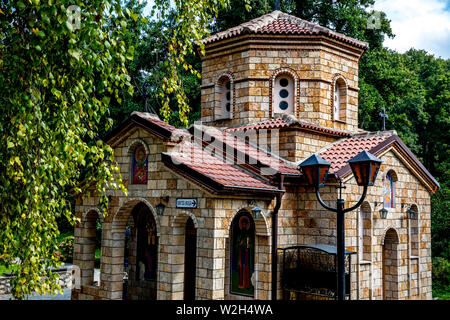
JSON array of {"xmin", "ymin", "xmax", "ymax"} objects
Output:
[
  {"xmin": 142, "ymin": 0, "xmax": 450, "ymax": 59},
  {"xmin": 374, "ymin": 0, "xmax": 450, "ymax": 59}
]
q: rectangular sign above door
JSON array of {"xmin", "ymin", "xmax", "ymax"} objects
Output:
[{"xmin": 176, "ymin": 198, "xmax": 198, "ymax": 209}]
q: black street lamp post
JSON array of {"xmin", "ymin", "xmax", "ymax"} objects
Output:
[{"xmin": 299, "ymin": 150, "xmax": 382, "ymax": 300}]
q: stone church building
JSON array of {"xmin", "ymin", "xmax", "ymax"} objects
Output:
[{"xmin": 71, "ymin": 11, "xmax": 439, "ymax": 300}]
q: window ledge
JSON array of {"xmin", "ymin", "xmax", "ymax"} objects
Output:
[
  {"xmin": 227, "ymin": 292, "xmax": 255, "ymax": 300},
  {"xmin": 359, "ymin": 260, "xmax": 372, "ymax": 265},
  {"xmin": 410, "ymin": 256, "xmax": 419, "ymax": 259},
  {"xmin": 128, "ymin": 184, "xmax": 147, "ymax": 190},
  {"xmin": 333, "ymin": 119, "xmax": 347, "ymax": 124},
  {"xmin": 214, "ymin": 117, "xmax": 233, "ymax": 122}
]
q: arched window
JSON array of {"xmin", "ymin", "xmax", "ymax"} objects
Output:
[
  {"xmin": 273, "ymin": 74, "xmax": 294, "ymax": 114},
  {"xmin": 410, "ymin": 204, "xmax": 419, "ymax": 257},
  {"xmin": 359, "ymin": 202, "xmax": 372, "ymax": 261},
  {"xmin": 333, "ymin": 77, "xmax": 347, "ymax": 121},
  {"xmin": 230, "ymin": 210, "xmax": 255, "ymax": 296},
  {"xmin": 216, "ymin": 74, "xmax": 233, "ymax": 120},
  {"xmin": 131, "ymin": 144, "xmax": 148, "ymax": 184},
  {"xmin": 135, "ymin": 204, "xmax": 158, "ymax": 280},
  {"xmin": 383, "ymin": 171, "xmax": 397, "ymax": 208}
]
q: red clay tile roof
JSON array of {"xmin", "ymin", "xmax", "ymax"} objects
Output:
[
  {"xmin": 116, "ymin": 112, "xmax": 439, "ymax": 193},
  {"xmin": 318, "ymin": 131, "xmax": 440, "ymax": 192},
  {"xmin": 201, "ymin": 10, "xmax": 368, "ymax": 49},
  {"xmin": 191, "ymin": 124, "xmax": 301, "ymax": 176},
  {"xmin": 319, "ymin": 133, "xmax": 391, "ymax": 174},
  {"xmin": 131, "ymin": 111, "xmax": 189, "ymax": 141},
  {"xmin": 226, "ymin": 117, "xmax": 351, "ymax": 137},
  {"xmin": 162, "ymin": 142, "xmax": 281, "ymax": 193},
  {"xmin": 226, "ymin": 118, "xmax": 290, "ymax": 131}
]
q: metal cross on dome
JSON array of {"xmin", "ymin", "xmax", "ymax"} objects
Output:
[{"xmin": 379, "ymin": 107, "xmax": 388, "ymax": 131}]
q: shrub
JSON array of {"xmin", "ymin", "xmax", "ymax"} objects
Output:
[
  {"xmin": 433, "ymin": 257, "xmax": 450, "ymax": 299},
  {"xmin": 57, "ymin": 236, "xmax": 74, "ymax": 263}
]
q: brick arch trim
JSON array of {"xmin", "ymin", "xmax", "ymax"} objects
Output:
[
  {"xmin": 171, "ymin": 210, "xmax": 201, "ymax": 229},
  {"xmin": 82, "ymin": 207, "xmax": 104, "ymax": 224},
  {"xmin": 112, "ymin": 197, "xmax": 160, "ymax": 236},
  {"xmin": 126, "ymin": 138, "xmax": 150, "ymax": 155},
  {"xmin": 409, "ymin": 203, "xmax": 419, "ymax": 214},
  {"xmin": 224, "ymin": 206, "xmax": 271, "ymax": 238},
  {"xmin": 385, "ymin": 168, "xmax": 399, "ymax": 182},
  {"xmin": 381, "ymin": 227, "xmax": 400, "ymax": 245},
  {"xmin": 360, "ymin": 201, "xmax": 372, "ymax": 214},
  {"xmin": 269, "ymin": 67, "xmax": 300, "ymax": 118},
  {"xmin": 331, "ymin": 74, "xmax": 348, "ymax": 122}
]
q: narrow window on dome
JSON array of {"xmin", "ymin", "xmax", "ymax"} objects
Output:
[
  {"xmin": 334, "ymin": 83, "xmax": 341, "ymax": 120},
  {"xmin": 333, "ymin": 77, "xmax": 347, "ymax": 122},
  {"xmin": 273, "ymin": 74, "xmax": 294, "ymax": 115},
  {"xmin": 216, "ymin": 75, "xmax": 233, "ymax": 120}
]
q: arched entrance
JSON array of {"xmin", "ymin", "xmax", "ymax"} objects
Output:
[
  {"xmin": 184, "ymin": 217, "xmax": 197, "ymax": 300},
  {"xmin": 382, "ymin": 228, "xmax": 399, "ymax": 300},
  {"xmin": 122, "ymin": 202, "xmax": 158, "ymax": 300}
]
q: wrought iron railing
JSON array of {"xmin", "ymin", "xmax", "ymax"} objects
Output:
[{"xmin": 281, "ymin": 245, "xmax": 354, "ymax": 300}]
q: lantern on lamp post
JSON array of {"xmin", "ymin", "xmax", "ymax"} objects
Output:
[
  {"xmin": 298, "ymin": 154, "xmax": 331, "ymax": 188},
  {"xmin": 299, "ymin": 150, "xmax": 382, "ymax": 300}
]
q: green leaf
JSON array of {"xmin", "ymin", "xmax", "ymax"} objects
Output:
[{"xmin": 69, "ymin": 49, "xmax": 81, "ymax": 61}]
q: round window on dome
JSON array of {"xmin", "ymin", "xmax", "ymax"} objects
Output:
[
  {"xmin": 279, "ymin": 101, "xmax": 289, "ymax": 110},
  {"xmin": 279, "ymin": 89, "xmax": 289, "ymax": 98},
  {"xmin": 280, "ymin": 78, "xmax": 289, "ymax": 87}
]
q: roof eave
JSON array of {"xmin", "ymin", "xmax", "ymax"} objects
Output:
[
  {"xmin": 335, "ymin": 135, "xmax": 440, "ymax": 192},
  {"xmin": 161, "ymin": 153, "xmax": 283, "ymax": 195}
]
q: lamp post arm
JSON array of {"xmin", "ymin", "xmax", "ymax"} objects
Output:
[
  {"xmin": 315, "ymin": 188, "xmax": 338, "ymax": 212},
  {"xmin": 343, "ymin": 185, "xmax": 368, "ymax": 214}
]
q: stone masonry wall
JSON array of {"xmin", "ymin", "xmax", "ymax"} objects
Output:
[
  {"xmin": 200, "ymin": 36, "xmax": 362, "ymax": 132},
  {"xmin": 0, "ymin": 267, "xmax": 73, "ymax": 295},
  {"xmin": 71, "ymin": 127, "xmax": 432, "ymax": 301},
  {"xmin": 72, "ymin": 127, "xmax": 278, "ymax": 301}
]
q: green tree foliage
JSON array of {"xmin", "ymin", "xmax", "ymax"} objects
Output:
[
  {"xmin": 0, "ymin": 0, "xmax": 230, "ymax": 299},
  {"xmin": 212, "ymin": 0, "xmax": 273, "ymax": 33},
  {"xmin": 151, "ymin": 0, "xmax": 231, "ymax": 126},
  {"xmin": 110, "ymin": 2, "xmax": 203, "ymax": 130},
  {"xmin": 0, "ymin": 0, "xmax": 130, "ymax": 299}
]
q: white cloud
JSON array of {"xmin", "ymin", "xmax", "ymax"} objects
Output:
[{"xmin": 373, "ymin": 0, "xmax": 450, "ymax": 59}]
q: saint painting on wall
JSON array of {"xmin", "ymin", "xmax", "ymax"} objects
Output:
[
  {"xmin": 383, "ymin": 172, "xmax": 394, "ymax": 208},
  {"xmin": 231, "ymin": 211, "xmax": 255, "ymax": 296},
  {"xmin": 132, "ymin": 145, "xmax": 148, "ymax": 184}
]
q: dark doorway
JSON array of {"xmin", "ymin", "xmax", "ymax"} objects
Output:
[
  {"xmin": 382, "ymin": 228, "xmax": 399, "ymax": 300},
  {"xmin": 184, "ymin": 218, "xmax": 197, "ymax": 300},
  {"xmin": 123, "ymin": 203, "xmax": 158, "ymax": 300}
]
